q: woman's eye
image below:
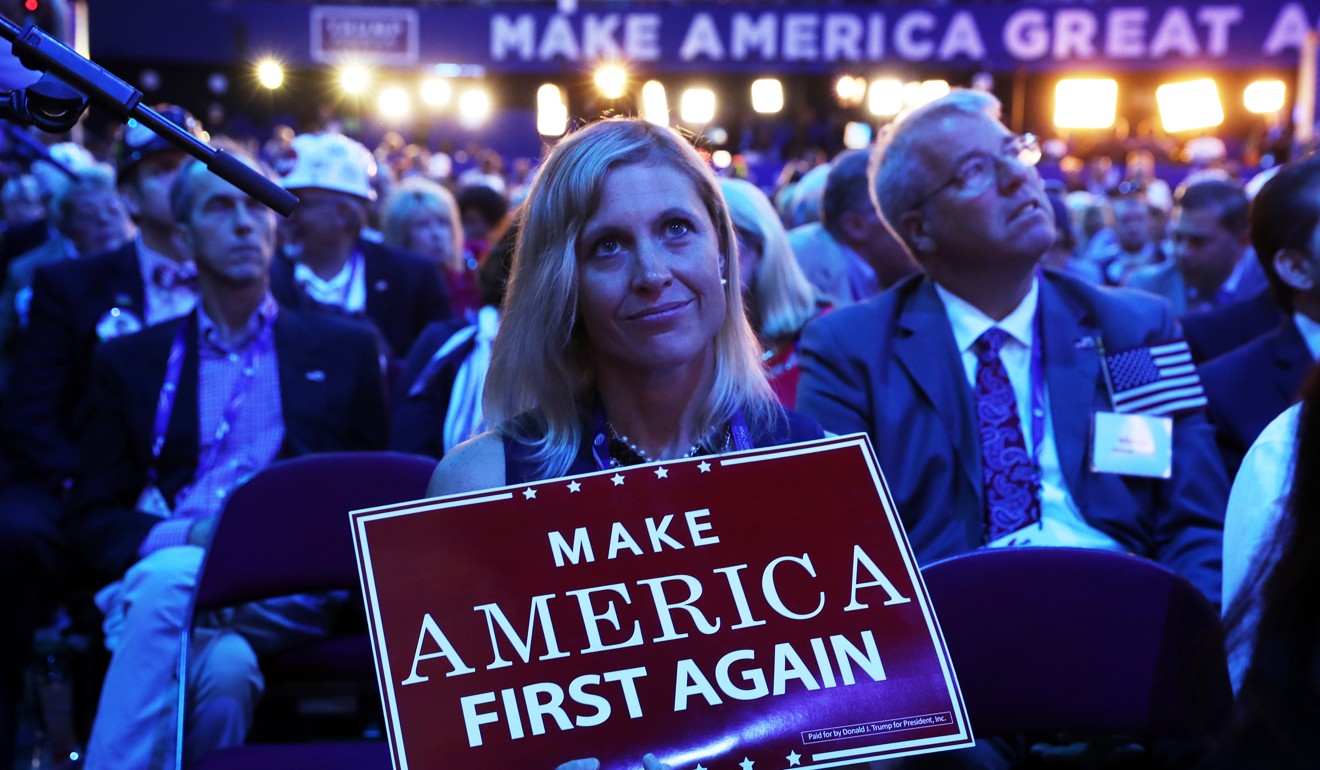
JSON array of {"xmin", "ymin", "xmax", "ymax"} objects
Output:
[
  {"xmin": 593, "ymin": 238, "xmax": 622, "ymax": 257},
  {"xmin": 665, "ymin": 219, "xmax": 694, "ymax": 237}
]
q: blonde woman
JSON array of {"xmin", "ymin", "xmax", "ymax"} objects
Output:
[
  {"xmin": 428, "ymin": 117, "xmax": 821, "ymax": 492},
  {"xmin": 381, "ymin": 176, "xmax": 479, "ymax": 315},
  {"xmin": 719, "ymin": 177, "xmax": 828, "ymax": 407}
]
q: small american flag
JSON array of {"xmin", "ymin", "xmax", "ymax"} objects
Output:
[{"xmin": 1104, "ymin": 340, "xmax": 1207, "ymax": 416}]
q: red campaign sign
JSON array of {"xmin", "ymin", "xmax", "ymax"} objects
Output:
[{"xmin": 352, "ymin": 434, "xmax": 973, "ymax": 770}]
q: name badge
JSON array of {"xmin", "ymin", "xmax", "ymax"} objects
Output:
[{"xmin": 1090, "ymin": 411, "xmax": 1173, "ymax": 479}]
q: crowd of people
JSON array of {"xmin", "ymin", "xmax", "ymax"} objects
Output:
[{"xmin": 0, "ymin": 85, "xmax": 1315, "ymax": 769}]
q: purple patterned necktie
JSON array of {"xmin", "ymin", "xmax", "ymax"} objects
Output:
[{"xmin": 974, "ymin": 327, "xmax": 1041, "ymax": 542}]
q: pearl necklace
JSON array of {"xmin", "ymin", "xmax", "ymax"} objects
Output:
[{"xmin": 606, "ymin": 422, "xmax": 730, "ymax": 468}]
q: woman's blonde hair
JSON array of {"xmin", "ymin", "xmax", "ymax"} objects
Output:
[
  {"xmin": 718, "ymin": 177, "xmax": 819, "ymax": 342},
  {"xmin": 485, "ymin": 117, "xmax": 775, "ymax": 478},
  {"xmin": 380, "ymin": 177, "xmax": 464, "ymax": 272}
]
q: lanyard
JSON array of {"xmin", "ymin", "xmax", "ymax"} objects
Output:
[
  {"xmin": 589, "ymin": 403, "xmax": 754, "ymax": 471},
  {"xmin": 147, "ymin": 314, "xmax": 273, "ymax": 483},
  {"xmin": 1027, "ymin": 309, "xmax": 1046, "ymax": 484}
]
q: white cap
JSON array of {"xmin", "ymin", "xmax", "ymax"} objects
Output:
[{"xmin": 279, "ymin": 132, "xmax": 376, "ymax": 201}]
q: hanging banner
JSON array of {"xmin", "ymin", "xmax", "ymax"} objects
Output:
[{"xmin": 352, "ymin": 434, "xmax": 973, "ymax": 770}]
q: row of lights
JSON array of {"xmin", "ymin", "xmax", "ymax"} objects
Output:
[
  {"xmin": 1054, "ymin": 77, "xmax": 1286, "ymax": 133},
  {"xmin": 253, "ymin": 58, "xmax": 1290, "ymax": 139}
]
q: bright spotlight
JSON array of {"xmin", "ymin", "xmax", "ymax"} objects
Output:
[
  {"xmin": 378, "ymin": 86, "xmax": 410, "ymax": 119},
  {"xmin": 680, "ymin": 87, "xmax": 716, "ymax": 124},
  {"xmin": 256, "ymin": 59, "xmax": 284, "ymax": 90},
  {"xmin": 1156, "ymin": 78, "xmax": 1224, "ymax": 132},
  {"xmin": 594, "ymin": 64, "xmax": 628, "ymax": 100},
  {"xmin": 458, "ymin": 88, "xmax": 492, "ymax": 127},
  {"xmin": 537, "ymin": 83, "xmax": 564, "ymax": 107},
  {"xmin": 867, "ymin": 78, "xmax": 904, "ymax": 117},
  {"xmin": 712, "ymin": 150, "xmax": 732, "ymax": 169},
  {"xmin": 750, "ymin": 79, "xmax": 784, "ymax": 114},
  {"xmin": 538, "ymin": 101, "xmax": 568, "ymax": 137},
  {"xmin": 420, "ymin": 78, "xmax": 452, "ymax": 108},
  {"xmin": 641, "ymin": 81, "xmax": 669, "ymax": 126},
  {"xmin": 835, "ymin": 75, "xmax": 865, "ymax": 107},
  {"xmin": 339, "ymin": 65, "xmax": 369, "ymax": 95},
  {"xmin": 1244, "ymin": 80, "xmax": 1286, "ymax": 114},
  {"xmin": 1054, "ymin": 79, "xmax": 1118, "ymax": 129},
  {"xmin": 918, "ymin": 79, "xmax": 950, "ymax": 103},
  {"xmin": 843, "ymin": 121, "xmax": 873, "ymax": 149}
]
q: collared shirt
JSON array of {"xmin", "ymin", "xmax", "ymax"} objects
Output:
[
  {"xmin": 138, "ymin": 294, "xmax": 285, "ymax": 556},
  {"xmin": 842, "ymin": 242, "xmax": 880, "ymax": 303},
  {"xmin": 294, "ymin": 251, "xmax": 366, "ymax": 313},
  {"xmin": 934, "ymin": 278, "xmax": 1126, "ymax": 552},
  {"xmin": 136, "ymin": 235, "xmax": 199, "ymax": 325},
  {"xmin": 1294, "ymin": 311, "xmax": 1320, "ymax": 362}
]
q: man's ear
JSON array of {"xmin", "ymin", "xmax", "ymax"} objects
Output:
[
  {"xmin": 1274, "ymin": 248, "xmax": 1315, "ymax": 292},
  {"xmin": 897, "ymin": 209, "xmax": 933, "ymax": 260}
]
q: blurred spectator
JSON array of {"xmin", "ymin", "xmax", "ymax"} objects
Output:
[
  {"xmin": 390, "ymin": 210, "xmax": 517, "ymax": 459},
  {"xmin": 1042, "ymin": 192, "xmax": 1101, "ymax": 283},
  {"xmin": 381, "ymin": 176, "xmax": 478, "ymax": 317},
  {"xmin": 1083, "ymin": 191, "xmax": 1167, "ymax": 286},
  {"xmin": 456, "ymin": 182, "xmax": 509, "ymax": 266},
  {"xmin": 788, "ymin": 149, "xmax": 914, "ymax": 307},
  {"xmin": 1200, "ymin": 156, "xmax": 1320, "ymax": 479},
  {"xmin": 457, "ymin": 148, "xmax": 506, "ymax": 196},
  {"xmin": 1, "ymin": 172, "xmax": 45, "ymax": 229},
  {"xmin": 274, "ymin": 131, "xmax": 450, "ymax": 361},
  {"xmin": 721, "ymin": 177, "xmax": 826, "ymax": 407},
  {"xmin": 1128, "ymin": 178, "xmax": 1265, "ymax": 315}
]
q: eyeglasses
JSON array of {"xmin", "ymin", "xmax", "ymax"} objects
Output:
[{"xmin": 909, "ymin": 133, "xmax": 1042, "ymax": 211}]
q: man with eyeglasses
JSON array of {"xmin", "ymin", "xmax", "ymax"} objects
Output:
[{"xmin": 798, "ymin": 90, "xmax": 1225, "ymax": 607}]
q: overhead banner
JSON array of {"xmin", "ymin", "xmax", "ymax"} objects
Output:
[
  {"xmin": 351, "ymin": 434, "xmax": 973, "ymax": 770},
  {"xmin": 206, "ymin": 1, "xmax": 1320, "ymax": 73}
]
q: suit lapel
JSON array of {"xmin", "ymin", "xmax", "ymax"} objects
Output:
[
  {"xmin": 1038, "ymin": 276, "xmax": 1103, "ymax": 497},
  {"xmin": 274, "ymin": 311, "xmax": 329, "ymax": 455},
  {"xmin": 893, "ymin": 280, "xmax": 981, "ymax": 496},
  {"xmin": 1272, "ymin": 320, "xmax": 1314, "ymax": 403}
]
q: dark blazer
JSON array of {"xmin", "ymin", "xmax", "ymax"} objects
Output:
[
  {"xmin": 389, "ymin": 318, "xmax": 470, "ymax": 460},
  {"xmin": 1, "ymin": 242, "xmax": 146, "ymax": 491},
  {"xmin": 1181, "ymin": 290, "xmax": 1282, "ymax": 364},
  {"xmin": 270, "ymin": 239, "xmax": 450, "ymax": 360},
  {"xmin": 65, "ymin": 307, "xmax": 389, "ymax": 584},
  {"xmin": 797, "ymin": 269, "xmax": 1228, "ymax": 602},
  {"xmin": 1200, "ymin": 319, "xmax": 1313, "ymax": 479}
]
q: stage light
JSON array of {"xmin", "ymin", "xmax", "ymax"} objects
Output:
[
  {"xmin": 680, "ymin": 87, "xmax": 715, "ymax": 124},
  {"xmin": 751, "ymin": 79, "xmax": 784, "ymax": 114},
  {"xmin": 537, "ymin": 84, "xmax": 568, "ymax": 137},
  {"xmin": 339, "ymin": 65, "xmax": 369, "ymax": 95},
  {"xmin": 256, "ymin": 59, "xmax": 284, "ymax": 90},
  {"xmin": 868, "ymin": 78, "xmax": 904, "ymax": 117},
  {"xmin": 1244, "ymin": 80, "xmax": 1286, "ymax": 114},
  {"xmin": 712, "ymin": 150, "xmax": 732, "ymax": 169},
  {"xmin": 1156, "ymin": 78, "xmax": 1224, "ymax": 132},
  {"xmin": 1054, "ymin": 79, "xmax": 1118, "ymax": 129},
  {"xmin": 378, "ymin": 86, "xmax": 410, "ymax": 119},
  {"xmin": 641, "ymin": 81, "xmax": 669, "ymax": 126},
  {"xmin": 420, "ymin": 78, "xmax": 452, "ymax": 108},
  {"xmin": 835, "ymin": 75, "xmax": 865, "ymax": 107},
  {"xmin": 594, "ymin": 64, "xmax": 627, "ymax": 100},
  {"xmin": 458, "ymin": 88, "xmax": 492, "ymax": 127},
  {"xmin": 916, "ymin": 79, "xmax": 950, "ymax": 104}
]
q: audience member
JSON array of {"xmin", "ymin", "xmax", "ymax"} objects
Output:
[
  {"xmin": 428, "ymin": 115, "xmax": 821, "ymax": 493},
  {"xmin": 1127, "ymin": 178, "xmax": 1267, "ymax": 315},
  {"xmin": 797, "ymin": 90, "xmax": 1226, "ymax": 610},
  {"xmin": 788, "ymin": 149, "xmax": 915, "ymax": 307},
  {"xmin": 272, "ymin": 131, "xmax": 450, "ymax": 360},
  {"xmin": 1201, "ymin": 155, "xmax": 1320, "ymax": 478},
  {"xmin": 719, "ymin": 177, "xmax": 826, "ymax": 407},
  {"xmin": 390, "ymin": 210, "xmax": 516, "ymax": 459},
  {"xmin": 1085, "ymin": 192, "xmax": 1166, "ymax": 286},
  {"xmin": 0, "ymin": 164, "xmax": 133, "ymax": 356},
  {"xmin": 456, "ymin": 182, "xmax": 509, "ymax": 265},
  {"xmin": 380, "ymin": 176, "xmax": 477, "ymax": 316},
  {"xmin": 67, "ymin": 146, "xmax": 388, "ymax": 769},
  {"xmin": 0, "ymin": 110, "xmax": 203, "ymax": 762},
  {"xmin": 1217, "ymin": 366, "xmax": 1320, "ymax": 766},
  {"xmin": 1041, "ymin": 192, "xmax": 1102, "ymax": 283}
]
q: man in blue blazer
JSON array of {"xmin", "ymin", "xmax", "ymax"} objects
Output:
[
  {"xmin": 798, "ymin": 90, "xmax": 1227, "ymax": 606},
  {"xmin": 66, "ymin": 149, "xmax": 388, "ymax": 769},
  {"xmin": 1200, "ymin": 155, "xmax": 1320, "ymax": 479}
]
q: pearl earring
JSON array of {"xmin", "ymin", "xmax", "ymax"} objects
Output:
[{"xmin": 720, "ymin": 278, "xmax": 728, "ymax": 287}]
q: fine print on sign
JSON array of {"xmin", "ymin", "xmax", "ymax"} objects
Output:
[{"xmin": 352, "ymin": 434, "xmax": 973, "ymax": 770}]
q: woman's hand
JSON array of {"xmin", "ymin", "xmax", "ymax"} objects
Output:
[{"xmin": 555, "ymin": 754, "xmax": 671, "ymax": 770}]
